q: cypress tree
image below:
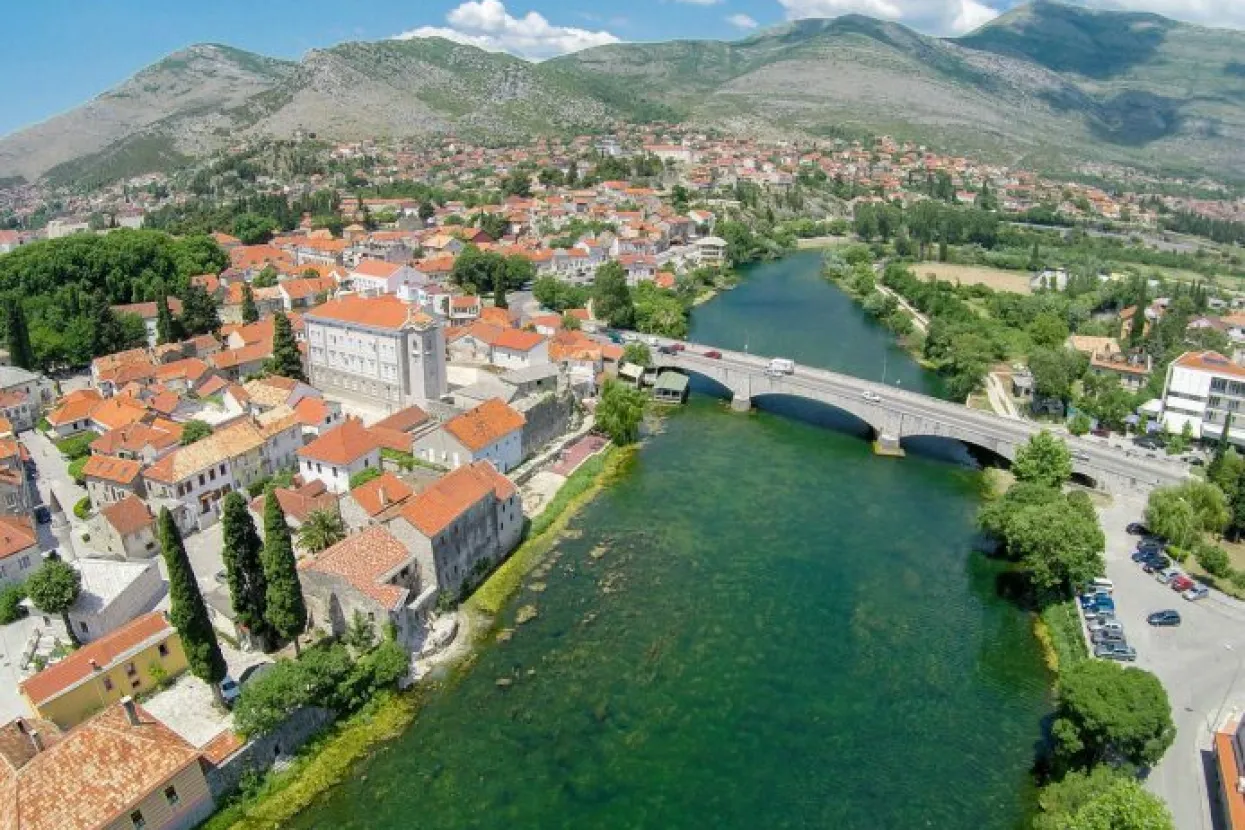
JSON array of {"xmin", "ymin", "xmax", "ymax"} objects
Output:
[
  {"xmin": 220, "ymin": 491, "xmax": 270, "ymax": 649},
  {"xmin": 181, "ymin": 283, "xmax": 221, "ymax": 336},
  {"xmin": 159, "ymin": 508, "xmax": 228, "ymax": 702},
  {"xmin": 89, "ymin": 290, "xmax": 124, "ymax": 356},
  {"xmin": 155, "ymin": 293, "xmax": 176, "ymax": 345},
  {"xmin": 265, "ymin": 311, "xmax": 307, "ymax": 381},
  {"xmin": 241, "ymin": 283, "xmax": 259, "ymax": 325},
  {"xmin": 5, "ymin": 300, "xmax": 33, "ymax": 369},
  {"xmin": 262, "ymin": 490, "xmax": 307, "ymax": 655}
]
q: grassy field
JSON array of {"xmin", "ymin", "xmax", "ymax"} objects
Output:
[{"xmin": 912, "ymin": 263, "xmax": 1033, "ymax": 294}]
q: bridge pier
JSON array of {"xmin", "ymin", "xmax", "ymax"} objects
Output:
[
  {"xmin": 730, "ymin": 393, "xmax": 752, "ymax": 413},
  {"xmin": 873, "ymin": 432, "xmax": 905, "ymax": 458}
]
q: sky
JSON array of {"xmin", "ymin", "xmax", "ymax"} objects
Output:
[{"xmin": 2, "ymin": 0, "xmax": 1243, "ymax": 138}]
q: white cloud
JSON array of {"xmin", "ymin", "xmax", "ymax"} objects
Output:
[
  {"xmin": 777, "ymin": 0, "xmax": 1004, "ymax": 35},
  {"xmin": 394, "ymin": 0, "xmax": 620, "ymax": 60},
  {"xmin": 1074, "ymin": 0, "xmax": 1245, "ymax": 30},
  {"xmin": 673, "ymin": 0, "xmax": 724, "ymax": 5},
  {"xmin": 727, "ymin": 13, "xmax": 760, "ymax": 29}
]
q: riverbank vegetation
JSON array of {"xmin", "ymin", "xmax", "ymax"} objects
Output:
[{"xmin": 978, "ymin": 432, "xmax": 1176, "ymax": 827}]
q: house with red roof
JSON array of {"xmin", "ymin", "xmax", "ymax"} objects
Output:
[
  {"xmin": 412, "ymin": 398, "xmax": 525, "ymax": 473},
  {"xmin": 340, "ymin": 471, "xmax": 415, "ymax": 531},
  {"xmin": 297, "ymin": 418, "xmax": 382, "ymax": 494},
  {"xmin": 386, "ymin": 461, "xmax": 522, "ymax": 595},
  {"xmin": 347, "ymin": 259, "xmax": 423, "ymax": 298}
]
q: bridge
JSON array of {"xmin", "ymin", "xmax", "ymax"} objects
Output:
[{"xmin": 646, "ymin": 344, "xmax": 1187, "ymax": 495}]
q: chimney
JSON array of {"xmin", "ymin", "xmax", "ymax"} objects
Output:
[
  {"xmin": 28, "ymin": 730, "xmax": 43, "ymax": 753},
  {"xmin": 121, "ymin": 696, "xmax": 139, "ymax": 726}
]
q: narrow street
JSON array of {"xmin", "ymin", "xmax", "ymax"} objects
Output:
[{"xmin": 20, "ymin": 429, "xmax": 89, "ymax": 556}]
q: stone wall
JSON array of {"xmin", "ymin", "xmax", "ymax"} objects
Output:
[
  {"xmin": 517, "ymin": 392, "xmax": 576, "ymax": 461},
  {"xmin": 205, "ymin": 706, "xmax": 336, "ymax": 801}
]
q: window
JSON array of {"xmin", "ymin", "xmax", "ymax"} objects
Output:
[
  {"xmin": 126, "ymin": 662, "xmax": 137, "ymax": 677},
  {"xmin": 209, "ymin": 469, "xmax": 216, "ymax": 482},
  {"xmin": 131, "ymin": 810, "xmax": 146, "ymax": 829},
  {"xmin": 18, "ymin": 557, "xmax": 29, "ymax": 571},
  {"xmin": 79, "ymin": 621, "xmax": 88, "ymax": 633},
  {"xmin": 163, "ymin": 785, "xmax": 180, "ymax": 806},
  {"xmin": 158, "ymin": 643, "xmax": 169, "ymax": 657},
  {"xmin": 103, "ymin": 677, "xmax": 114, "ymax": 691}
]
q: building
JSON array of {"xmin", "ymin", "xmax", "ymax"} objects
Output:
[
  {"xmin": 340, "ymin": 471, "xmax": 414, "ymax": 530},
  {"xmin": 297, "ymin": 418, "xmax": 382, "ymax": 494},
  {"xmin": 81, "ymin": 454, "xmax": 145, "ymax": 507},
  {"xmin": 1088, "ymin": 350, "xmax": 1152, "ymax": 392},
  {"xmin": 66, "ymin": 558, "xmax": 165, "ymax": 643},
  {"xmin": 413, "ymin": 398, "xmax": 525, "ymax": 473},
  {"xmin": 693, "ymin": 236, "xmax": 728, "ymax": 267},
  {"xmin": 19, "ymin": 612, "xmax": 187, "ymax": 729},
  {"xmin": 0, "ymin": 700, "xmax": 214, "ymax": 830},
  {"xmin": 248, "ymin": 479, "xmax": 338, "ymax": 530},
  {"xmin": 347, "ymin": 260, "xmax": 423, "ymax": 297},
  {"xmin": 0, "ymin": 366, "xmax": 55, "ymax": 429},
  {"xmin": 387, "ymin": 461, "xmax": 523, "ymax": 595},
  {"xmin": 1160, "ymin": 350, "xmax": 1245, "ymax": 443},
  {"xmin": 299, "ymin": 525, "xmax": 434, "ymax": 647},
  {"xmin": 91, "ymin": 494, "xmax": 160, "ymax": 559},
  {"xmin": 1215, "ymin": 714, "xmax": 1245, "ymax": 830},
  {"xmin": 0, "ymin": 516, "xmax": 39, "ymax": 589},
  {"xmin": 90, "ymin": 420, "xmax": 183, "ymax": 463},
  {"xmin": 305, "ymin": 294, "xmax": 448, "ymax": 412}
]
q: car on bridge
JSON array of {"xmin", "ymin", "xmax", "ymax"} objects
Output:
[
  {"xmin": 703, "ymin": 350, "xmax": 722, "ymax": 359},
  {"xmin": 861, "ymin": 391, "xmax": 881, "ymax": 403}
]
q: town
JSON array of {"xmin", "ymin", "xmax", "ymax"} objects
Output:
[{"xmin": 3, "ymin": 119, "xmax": 1245, "ymax": 830}]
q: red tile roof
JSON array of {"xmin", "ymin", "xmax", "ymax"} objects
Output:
[
  {"xmin": 298, "ymin": 526, "xmax": 413, "ymax": 608},
  {"xmin": 372, "ymin": 405, "xmax": 430, "ymax": 434},
  {"xmin": 1174, "ymin": 350, "xmax": 1245, "ymax": 380},
  {"xmin": 20, "ymin": 613, "xmax": 175, "ymax": 707},
  {"xmin": 351, "ymin": 259, "xmax": 402, "ymax": 278},
  {"xmin": 100, "ymin": 495, "xmax": 155, "ymax": 537},
  {"xmin": 249, "ymin": 480, "xmax": 337, "ymax": 524},
  {"xmin": 297, "ymin": 418, "xmax": 381, "ymax": 465},
  {"xmin": 307, "ymin": 294, "xmax": 433, "ymax": 330},
  {"xmin": 0, "ymin": 517, "xmax": 36, "ymax": 562},
  {"xmin": 494, "ymin": 329, "xmax": 546, "ymax": 352},
  {"xmin": 444, "ymin": 399, "xmax": 525, "ymax": 452},
  {"xmin": 401, "ymin": 461, "xmax": 515, "ymax": 537},
  {"xmin": 0, "ymin": 702, "xmax": 202, "ymax": 830},
  {"xmin": 350, "ymin": 472, "xmax": 413, "ymax": 517},
  {"xmin": 80, "ymin": 455, "xmax": 142, "ymax": 485}
]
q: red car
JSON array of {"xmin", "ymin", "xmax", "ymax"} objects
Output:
[
  {"xmin": 671, "ymin": 343, "xmax": 686, "ymax": 352},
  {"xmin": 1170, "ymin": 575, "xmax": 1195, "ymax": 593},
  {"xmin": 703, "ymin": 350, "xmax": 722, "ymax": 359}
]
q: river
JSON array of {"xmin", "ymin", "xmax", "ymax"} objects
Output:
[{"xmin": 290, "ymin": 250, "xmax": 1051, "ymax": 829}]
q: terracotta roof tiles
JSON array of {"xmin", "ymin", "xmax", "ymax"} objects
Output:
[
  {"xmin": 401, "ymin": 461, "xmax": 515, "ymax": 537},
  {"xmin": 443, "ymin": 399, "xmax": 525, "ymax": 452}
]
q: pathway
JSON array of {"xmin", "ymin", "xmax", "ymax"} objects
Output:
[
  {"xmin": 985, "ymin": 373, "xmax": 1021, "ymax": 420},
  {"xmin": 875, "ymin": 284, "xmax": 929, "ymax": 334}
]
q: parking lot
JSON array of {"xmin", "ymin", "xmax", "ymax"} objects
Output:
[{"xmin": 1095, "ymin": 494, "xmax": 1245, "ymax": 830}]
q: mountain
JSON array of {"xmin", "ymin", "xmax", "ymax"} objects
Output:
[{"xmin": 5, "ymin": 1, "xmax": 1245, "ymax": 186}]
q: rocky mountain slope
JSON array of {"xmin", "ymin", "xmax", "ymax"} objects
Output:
[{"xmin": 4, "ymin": 1, "xmax": 1245, "ymax": 186}]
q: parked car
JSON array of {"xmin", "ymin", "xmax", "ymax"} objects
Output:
[
  {"xmin": 1156, "ymin": 568, "xmax": 1182, "ymax": 585},
  {"xmin": 1087, "ymin": 618, "xmax": 1124, "ymax": 635},
  {"xmin": 33, "ymin": 506, "xmax": 51, "ymax": 525},
  {"xmin": 219, "ymin": 677, "xmax": 242, "ymax": 708},
  {"xmin": 1091, "ymin": 427, "xmax": 1110, "ymax": 438},
  {"xmin": 1092, "ymin": 629, "xmax": 1127, "ymax": 645},
  {"xmin": 1084, "ymin": 597, "xmax": 1116, "ymax": 615},
  {"xmin": 1170, "ymin": 575, "xmax": 1195, "ymax": 593},
  {"xmin": 703, "ymin": 350, "xmax": 722, "ymax": 359},
  {"xmin": 1131, "ymin": 549, "xmax": 1155, "ymax": 563},
  {"xmin": 1080, "ymin": 591, "xmax": 1112, "ymax": 608},
  {"xmin": 1126, "ymin": 522, "xmax": 1150, "ymax": 536},
  {"xmin": 670, "ymin": 343, "xmax": 686, "ymax": 352},
  {"xmin": 658, "ymin": 345, "xmax": 676, "ymax": 355},
  {"xmin": 1136, "ymin": 538, "xmax": 1164, "ymax": 554},
  {"xmin": 1147, "ymin": 610, "xmax": 1182, "ymax": 627},
  {"xmin": 1084, "ymin": 608, "xmax": 1116, "ymax": 624},
  {"xmin": 1183, "ymin": 585, "xmax": 1211, "ymax": 601},
  {"xmin": 1142, "ymin": 555, "xmax": 1172, "ymax": 573},
  {"xmin": 1095, "ymin": 643, "xmax": 1138, "ymax": 662}
]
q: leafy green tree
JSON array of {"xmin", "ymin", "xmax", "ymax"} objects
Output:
[
  {"xmin": 221, "ymin": 491, "xmax": 270, "ymax": 649},
  {"xmin": 1145, "ymin": 480, "xmax": 1230, "ymax": 547},
  {"xmin": 501, "ymin": 170, "xmax": 531, "ymax": 198},
  {"xmin": 1013, "ymin": 430, "xmax": 1073, "ymax": 488},
  {"xmin": 1034, "ymin": 766, "xmax": 1174, "ymax": 830},
  {"xmin": 593, "ymin": 262, "xmax": 635, "ymax": 329},
  {"xmin": 252, "ymin": 265, "xmax": 279, "ymax": 289},
  {"xmin": 298, "ymin": 509, "xmax": 347, "ymax": 554},
  {"xmin": 262, "ymin": 491, "xmax": 308, "ymax": 655},
  {"xmin": 534, "ymin": 276, "xmax": 588, "ymax": 312},
  {"xmin": 561, "ymin": 312, "xmax": 582, "ymax": 331},
  {"xmin": 1052, "ymin": 660, "xmax": 1175, "ymax": 772},
  {"xmin": 1069, "ymin": 412, "xmax": 1092, "ymax": 436},
  {"xmin": 622, "ymin": 343, "xmax": 652, "ymax": 367},
  {"xmin": 241, "ymin": 284, "xmax": 259, "ymax": 325},
  {"xmin": 159, "ymin": 508, "xmax": 228, "ymax": 702},
  {"xmin": 265, "ymin": 311, "xmax": 306, "ymax": 382},
  {"xmin": 1028, "ymin": 312, "xmax": 1070, "ymax": 348},
  {"xmin": 596, "ymin": 379, "xmax": 647, "ymax": 445},
  {"xmin": 180, "ymin": 283, "xmax": 220, "ymax": 336},
  {"xmin": 0, "ymin": 582, "xmax": 27, "ymax": 625},
  {"xmin": 27, "ymin": 559, "xmax": 82, "ymax": 646},
  {"xmin": 4, "ymin": 300, "xmax": 33, "ymax": 369},
  {"xmin": 1000, "ymin": 491, "xmax": 1105, "ymax": 591},
  {"xmin": 232, "ymin": 213, "xmax": 278, "ymax": 245},
  {"xmin": 89, "ymin": 290, "xmax": 134, "ymax": 357}
]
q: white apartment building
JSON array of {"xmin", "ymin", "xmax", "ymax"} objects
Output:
[
  {"xmin": 1160, "ymin": 350, "xmax": 1245, "ymax": 444},
  {"xmin": 348, "ymin": 260, "xmax": 424, "ymax": 297},
  {"xmin": 297, "ymin": 418, "xmax": 382, "ymax": 494},
  {"xmin": 305, "ymin": 294, "xmax": 448, "ymax": 413}
]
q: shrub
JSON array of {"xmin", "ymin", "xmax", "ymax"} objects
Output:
[
  {"xmin": 68, "ymin": 457, "xmax": 88, "ymax": 485},
  {"xmin": 0, "ymin": 583, "xmax": 27, "ymax": 624},
  {"xmin": 73, "ymin": 497, "xmax": 91, "ymax": 521},
  {"xmin": 55, "ymin": 431, "xmax": 99, "ymax": 460},
  {"xmin": 1196, "ymin": 542, "xmax": 1231, "ymax": 578},
  {"xmin": 348, "ymin": 467, "xmax": 381, "ymax": 491}
]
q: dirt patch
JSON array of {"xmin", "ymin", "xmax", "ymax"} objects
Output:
[{"xmin": 913, "ymin": 263, "xmax": 1032, "ymax": 295}]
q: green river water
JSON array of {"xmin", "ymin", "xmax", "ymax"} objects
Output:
[{"xmin": 290, "ymin": 251, "xmax": 1051, "ymax": 829}]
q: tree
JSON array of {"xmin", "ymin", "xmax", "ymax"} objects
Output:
[
  {"xmin": 180, "ymin": 420, "xmax": 213, "ymax": 445},
  {"xmin": 221, "ymin": 491, "xmax": 270, "ymax": 649},
  {"xmin": 1145, "ymin": 480, "xmax": 1230, "ymax": 548},
  {"xmin": 262, "ymin": 490, "xmax": 308, "ymax": 655},
  {"xmin": 622, "ymin": 342, "xmax": 652, "ymax": 367},
  {"xmin": 1052, "ymin": 660, "xmax": 1175, "ymax": 771},
  {"xmin": 265, "ymin": 311, "xmax": 307, "ymax": 382},
  {"xmin": 1029, "ymin": 348, "xmax": 1085, "ymax": 403},
  {"xmin": 593, "ymin": 262, "xmax": 635, "ymax": 329},
  {"xmin": 1004, "ymin": 491, "xmax": 1106, "ymax": 591},
  {"xmin": 349, "ymin": 467, "xmax": 382, "ymax": 490},
  {"xmin": 241, "ymin": 284, "xmax": 259, "ymax": 325},
  {"xmin": 27, "ymin": 559, "xmax": 82, "ymax": 647},
  {"xmin": 89, "ymin": 290, "xmax": 132, "ymax": 357},
  {"xmin": 561, "ymin": 312, "xmax": 582, "ymax": 331},
  {"xmin": 1034, "ymin": 766, "xmax": 1174, "ymax": 830},
  {"xmin": 1028, "ymin": 312, "xmax": 1070, "ymax": 348},
  {"xmin": 252, "ymin": 265, "xmax": 279, "ymax": 289},
  {"xmin": 232, "ymin": 213, "xmax": 278, "ymax": 245},
  {"xmin": 4, "ymin": 300, "xmax": 34, "ymax": 370},
  {"xmin": 159, "ymin": 508, "xmax": 228, "ymax": 702},
  {"xmin": 180, "ymin": 283, "xmax": 221, "ymax": 336},
  {"xmin": 1069, "ymin": 412, "xmax": 1092, "ymax": 436},
  {"xmin": 493, "ymin": 270, "xmax": 508, "ymax": 310},
  {"xmin": 595, "ymin": 379, "xmax": 647, "ymax": 445},
  {"xmin": 501, "ymin": 170, "xmax": 531, "ymax": 198},
  {"xmin": 534, "ymin": 276, "xmax": 588, "ymax": 313},
  {"xmin": 155, "ymin": 293, "xmax": 178, "ymax": 345},
  {"xmin": 1013, "ymin": 430, "xmax": 1073, "ymax": 488},
  {"xmin": 298, "ymin": 509, "xmax": 347, "ymax": 554},
  {"xmin": 418, "ymin": 201, "xmax": 436, "ymax": 223}
]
